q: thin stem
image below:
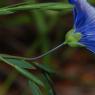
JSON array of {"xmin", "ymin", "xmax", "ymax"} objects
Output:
[
  {"xmin": 25, "ymin": 42, "xmax": 66, "ymax": 60},
  {"xmin": 0, "ymin": 42, "xmax": 66, "ymax": 61}
]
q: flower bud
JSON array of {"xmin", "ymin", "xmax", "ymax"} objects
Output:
[{"xmin": 65, "ymin": 29, "xmax": 83, "ymax": 47}]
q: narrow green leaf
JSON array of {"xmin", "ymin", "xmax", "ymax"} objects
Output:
[
  {"xmin": 11, "ymin": 3, "xmax": 73, "ymax": 10},
  {"xmin": 33, "ymin": 62, "xmax": 55, "ymax": 74},
  {"xmin": 13, "ymin": 65, "xmax": 44, "ymax": 86},
  {"xmin": 0, "ymin": 10, "xmax": 13, "ymax": 15},
  {"xmin": 28, "ymin": 80, "xmax": 43, "ymax": 95},
  {"xmin": 4, "ymin": 1, "xmax": 34, "ymax": 8},
  {"xmin": 5, "ymin": 58, "xmax": 34, "ymax": 69},
  {"xmin": 0, "ymin": 57, "xmax": 44, "ymax": 86},
  {"xmin": 0, "ymin": 54, "xmax": 25, "ymax": 59},
  {"xmin": 0, "ymin": 3, "xmax": 73, "ymax": 15},
  {"xmin": 40, "ymin": 73, "xmax": 55, "ymax": 95},
  {"xmin": 0, "ymin": 54, "xmax": 55, "ymax": 73}
]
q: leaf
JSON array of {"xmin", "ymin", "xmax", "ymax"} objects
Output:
[
  {"xmin": 0, "ymin": 3, "xmax": 73, "ymax": 15},
  {"xmin": 33, "ymin": 62, "xmax": 55, "ymax": 74},
  {"xmin": 40, "ymin": 73, "xmax": 55, "ymax": 95},
  {"xmin": 0, "ymin": 57, "xmax": 44, "ymax": 86},
  {"xmin": 13, "ymin": 65, "xmax": 44, "ymax": 86},
  {"xmin": 4, "ymin": 1, "xmax": 34, "ymax": 8},
  {"xmin": 41, "ymin": 3, "xmax": 73, "ymax": 10},
  {"xmin": 11, "ymin": 3, "xmax": 73, "ymax": 11},
  {"xmin": 0, "ymin": 54, "xmax": 35, "ymax": 69},
  {"xmin": 5, "ymin": 58, "xmax": 35, "ymax": 69},
  {"xmin": 28, "ymin": 80, "xmax": 43, "ymax": 95},
  {"xmin": 0, "ymin": 54, "xmax": 24, "ymax": 59},
  {"xmin": 0, "ymin": 10, "xmax": 14, "ymax": 15}
]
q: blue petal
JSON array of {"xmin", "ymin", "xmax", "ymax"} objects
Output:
[
  {"xmin": 68, "ymin": 0, "xmax": 77, "ymax": 4},
  {"xmin": 71, "ymin": 0, "xmax": 95, "ymax": 35},
  {"xmin": 69, "ymin": 0, "xmax": 95, "ymax": 53},
  {"xmin": 68, "ymin": 0, "xmax": 87, "ymax": 4},
  {"xmin": 83, "ymin": 35, "xmax": 95, "ymax": 41},
  {"xmin": 86, "ymin": 45, "xmax": 95, "ymax": 53},
  {"xmin": 80, "ymin": 39, "xmax": 95, "ymax": 53}
]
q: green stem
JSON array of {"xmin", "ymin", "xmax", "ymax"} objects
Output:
[{"xmin": 0, "ymin": 42, "xmax": 66, "ymax": 61}]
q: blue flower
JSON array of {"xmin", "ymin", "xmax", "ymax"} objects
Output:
[{"xmin": 67, "ymin": 0, "xmax": 95, "ymax": 53}]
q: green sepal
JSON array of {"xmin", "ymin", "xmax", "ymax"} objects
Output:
[{"xmin": 65, "ymin": 29, "xmax": 84, "ymax": 47}]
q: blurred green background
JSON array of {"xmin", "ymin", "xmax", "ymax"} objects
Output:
[{"xmin": 0, "ymin": 0, "xmax": 95, "ymax": 95}]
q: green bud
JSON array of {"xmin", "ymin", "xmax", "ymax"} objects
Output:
[{"xmin": 65, "ymin": 29, "xmax": 83, "ymax": 47}]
